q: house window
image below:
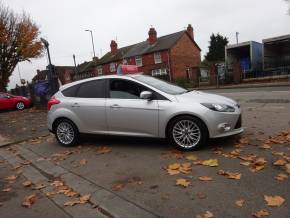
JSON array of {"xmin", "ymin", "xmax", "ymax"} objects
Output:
[
  {"xmin": 97, "ymin": 66, "xmax": 103, "ymax": 75},
  {"xmin": 151, "ymin": 68, "xmax": 167, "ymax": 77},
  {"xmin": 135, "ymin": 56, "xmax": 142, "ymax": 67},
  {"xmin": 154, "ymin": 52, "xmax": 162, "ymax": 64},
  {"xmin": 110, "ymin": 63, "xmax": 116, "ymax": 72}
]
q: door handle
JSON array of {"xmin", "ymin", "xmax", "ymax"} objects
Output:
[
  {"xmin": 71, "ymin": 103, "xmax": 80, "ymax": 108},
  {"xmin": 110, "ymin": 104, "xmax": 121, "ymax": 109}
]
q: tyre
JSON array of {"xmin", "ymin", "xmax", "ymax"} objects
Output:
[
  {"xmin": 168, "ymin": 115, "xmax": 208, "ymax": 151},
  {"xmin": 55, "ymin": 119, "xmax": 79, "ymax": 147},
  {"xmin": 16, "ymin": 101, "xmax": 25, "ymax": 110}
]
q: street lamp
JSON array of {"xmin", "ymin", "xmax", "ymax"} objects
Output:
[
  {"xmin": 40, "ymin": 37, "xmax": 55, "ymax": 94},
  {"xmin": 85, "ymin": 29, "xmax": 96, "ymax": 59}
]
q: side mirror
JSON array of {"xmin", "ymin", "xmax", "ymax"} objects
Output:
[{"xmin": 140, "ymin": 91, "xmax": 153, "ymax": 100}]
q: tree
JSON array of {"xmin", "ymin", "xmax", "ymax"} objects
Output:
[
  {"xmin": 0, "ymin": 3, "xmax": 43, "ymax": 91},
  {"xmin": 204, "ymin": 33, "xmax": 229, "ymax": 63}
]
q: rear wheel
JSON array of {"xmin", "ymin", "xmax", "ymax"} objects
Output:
[
  {"xmin": 16, "ymin": 101, "xmax": 25, "ymax": 110},
  {"xmin": 55, "ymin": 119, "xmax": 79, "ymax": 147},
  {"xmin": 168, "ymin": 116, "xmax": 208, "ymax": 151}
]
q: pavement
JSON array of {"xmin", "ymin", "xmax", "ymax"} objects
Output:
[{"xmin": 0, "ymin": 86, "xmax": 290, "ymax": 218}]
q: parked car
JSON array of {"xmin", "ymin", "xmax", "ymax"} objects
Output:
[
  {"xmin": 47, "ymin": 74, "xmax": 243, "ymax": 150},
  {"xmin": 0, "ymin": 92, "xmax": 32, "ymax": 110}
]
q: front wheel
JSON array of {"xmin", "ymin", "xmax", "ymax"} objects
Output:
[
  {"xmin": 16, "ymin": 102, "xmax": 25, "ymax": 110},
  {"xmin": 55, "ymin": 119, "xmax": 79, "ymax": 147},
  {"xmin": 168, "ymin": 116, "xmax": 208, "ymax": 151}
]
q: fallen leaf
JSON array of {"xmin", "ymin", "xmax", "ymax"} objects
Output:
[
  {"xmin": 186, "ymin": 155, "xmax": 198, "ymax": 161},
  {"xmin": 5, "ymin": 175, "xmax": 17, "ymax": 181},
  {"xmin": 65, "ymin": 191, "xmax": 79, "ymax": 197},
  {"xmin": 251, "ymin": 158, "xmax": 267, "ymax": 172},
  {"xmin": 112, "ymin": 183, "xmax": 125, "ymax": 191},
  {"xmin": 170, "ymin": 150, "xmax": 184, "ymax": 159},
  {"xmin": 264, "ymin": 195, "xmax": 285, "ymax": 207},
  {"xmin": 2, "ymin": 188, "xmax": 11, "ymax": 192},
  {"xmin": 79, "ymin": 194, "xmax": 91, "ymax": 203},
  {"xmin": 96, "ymin": 146, "xmax": 112, "ymax": 154},
  {"xmin": 176, "ymin": 178, "xmax": 190, "ymax": 187},
  {"xmin": 239, "ymin": 137, "xmax": 249, "ymax": 144},
  {"xmin": 33, "ymin": 183, "xmax": 46, "ymax": 190},
  {"xmin": 273, "ymin": 159, "xmax": 287, "ymax": 166},
  {"xmin": 168, "ymin": 163, "xmax": 181, "ymax": 170},
  {"xmin": 196, "ymin": 211, "xmax": 214, "ymax": 218},
  {"xmin": 259, "ymin": 144, "xmax": 271, "ymax": 149},
  {"xmin": 235, "ymin": 199, "xmax": 244, "ymax": 207},
  {"xmin": 198, "ymin": 176, "xmax": 213, "ymax": 181},
  {"xmin": 252, "ymin": 209, "xmax": 269, "ymax": 218},
  {"xmin": 64, "ymin": 200, "xmax": 80, "ymax": 206},
  {"xmin": 271, "ymin": 151, "xmax": 284, "ymax": 156},
  {"xmin": 167, "ymin": 169, "xmax": 180, "ymax": 175},
  {"xmin": 286, "ymin": 164, "xmax": 290, "ymax": 174},
  {"xmin": 45, "ymin": 192, "xmax": 56, "ymax": 197},
  {"xmin": 22, "ymin": 181, "xmax": 32, "ymax": 187},
  {"xmin": 239, "ymin": 154, "xmax": 256, "ymax": 162},
  {"xmin": 240, "ymin": 161, "xmax": 251, "ymax": 166},
  {"xmin": 79, "ymin": 159, "xmax": 87, "ymax": 166},
  {"xmin": 218, "ymin": 170, "xmax": 241, "ymax": 180},
  {"xmin": 275, "ymin": 173, "xmax": 288, "ymax": 181},
  {"xmin": 22, "ymin": 194, "xmax": 37, "ymax": 208},
  {"xmin": 202, "ymin": 159, "xmax": 218, "ymax": 167}
]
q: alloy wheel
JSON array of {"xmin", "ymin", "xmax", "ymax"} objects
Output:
[
  {"xmin": 16, "ymin": 102, "xmax": 25, "ymax": 110},
  {"xmin": 56, "ymin": 121, "xmax": 75, "ymax": 145},
  {"xmin": 172, "ymin": 120, "xmax": 201, "ymax": 149}
]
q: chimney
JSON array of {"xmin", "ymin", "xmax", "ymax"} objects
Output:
[
  {"xmin": 110, "ymin": 40, "xmax": 118, "ymax": 55},
  {"xmin": 148, "ymin": 27, "xmax": 157, "ymax": 45},
  {"xmin": 187, "ymin": 24, "xmax": 194, "ymax": 40}
]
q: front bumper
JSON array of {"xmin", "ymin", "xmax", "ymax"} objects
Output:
[
  {"xmin": 211, "ymin": 127, "xmax": 244, "ymax": 138},
  {"xmin": 205, "ymin": 108, "xmax": 243, "ymax": 139}
]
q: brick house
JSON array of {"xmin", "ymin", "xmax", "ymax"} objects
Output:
[{"xmin": 95, "ymin": 24, "xmax": 201, "ymax": 82}]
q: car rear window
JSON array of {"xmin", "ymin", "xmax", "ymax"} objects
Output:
[{"xmin": 62, "ymin": 84, "xmax": 80, "ymax": 97}]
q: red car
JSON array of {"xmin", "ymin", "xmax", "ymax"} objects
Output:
[{"xmin": 0, "ymin": 92, "xmax": 32, "ymax": 110}]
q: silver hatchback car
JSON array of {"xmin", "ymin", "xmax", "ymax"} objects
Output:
[{"xmin": 47, "ymin": 74, "xmax": 243, "ymax": 150}]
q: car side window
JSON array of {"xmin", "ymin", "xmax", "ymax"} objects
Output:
[
  {"xmin": 0, "ymin": 94, "xmax": 8, "ymax": 99},
  {"xmin": 76, "ymin": 80, "xmax": 105, "ymax": 98},
  {"xmin": 109, "ymin": 79, "xmax": 148, "ymax": 99},
  {"xmin": 62, "ymin": 84, "xmax": 80, "ymax": 97}
]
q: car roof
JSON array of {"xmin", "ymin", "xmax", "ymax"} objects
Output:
[{"xmin": 59, "ymin": 74, "xmax": 141, "ymax": 91}]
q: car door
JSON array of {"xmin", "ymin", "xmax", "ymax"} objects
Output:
[
  {"xmin": 106, "ymin": 78, "xmax": 159, "ymax": 137},
  {"xmin": 0, "ymin": 93, "xmax": 13, "ymax": 109},
  {"xmin": 69, "ymin": 79, "xmax": 107, "ymax": 134}
]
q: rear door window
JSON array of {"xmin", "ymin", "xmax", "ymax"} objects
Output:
[
  {"xmin": 62, "ymin": 84, "xmax": 80, "ymax": 97},
  {"xmin": 76, "ymin": 80, "xmax": 105, "ymax": 98}
]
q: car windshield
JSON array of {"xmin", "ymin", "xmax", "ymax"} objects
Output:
[{"xmin": 133, "ymin": 75, "xmax": 188, "ymax": 95}]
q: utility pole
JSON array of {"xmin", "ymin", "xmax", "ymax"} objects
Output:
[
  {"xmin": 236, "ymin": 32, "xmax": 239, "ymax": 44},
  {"xmin": 85, "ymin": 29, "xmax": 96, "ymax": 59}
]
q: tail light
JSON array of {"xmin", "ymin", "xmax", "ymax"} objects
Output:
[{"xmin": 48, "ymin": 96, "xmax": 60, "ymax": 110}]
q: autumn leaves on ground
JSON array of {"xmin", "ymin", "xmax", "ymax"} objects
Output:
[{"xmin": 1, "ymin": 131, "xmax": 289, "ymax": 218}]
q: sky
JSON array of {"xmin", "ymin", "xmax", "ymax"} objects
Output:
[{"xmin": 3, "ymin": 0, "xmax": 290, "ymax": 89}]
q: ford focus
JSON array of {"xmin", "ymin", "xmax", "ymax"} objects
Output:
[{"xmin": 47, "ymin": 74, "xmax": 243, "ymax": 151}]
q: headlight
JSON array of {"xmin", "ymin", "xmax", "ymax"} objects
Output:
[{"xmin": 201, "ymin": 103, "xmax": 235, "ymax": 112}]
